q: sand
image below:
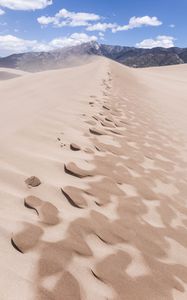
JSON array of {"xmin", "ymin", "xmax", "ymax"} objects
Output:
[
  {"xmin": 0, "ymin": 57, "xmax": 187, "ymax": 300},
  {"xmin": 0, "ymin": 68, "xmax": 29, "ymax": 81}
]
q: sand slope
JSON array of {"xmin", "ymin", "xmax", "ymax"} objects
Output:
[
  {"xmin": 0, "ymin": 68, "xmax": 29, "ymax": 81},
  {"xmin": 0, "ymin": 58, "xmax": 187, "ymax": 300}
]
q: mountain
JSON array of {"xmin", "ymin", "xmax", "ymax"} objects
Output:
[
  {"xmin": 0, "ymin": 41, "xmax": 187, "ymax": 72},
  {"xmin": 99, "ymin": 44, "xmax": 186, "ymax": 67}
]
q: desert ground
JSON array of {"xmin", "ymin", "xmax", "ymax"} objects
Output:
[{"xmin": 0, "ymin": 57, "xmax": 187, "ymax": 300}]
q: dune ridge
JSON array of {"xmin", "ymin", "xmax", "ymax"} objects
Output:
[
  {"xmin": 0, "ymin": 57, "xmax": 187, "ymax": 299},
  {"xmin": 0, "ymin": 68, "xmax": 29, "ymax": 81}
]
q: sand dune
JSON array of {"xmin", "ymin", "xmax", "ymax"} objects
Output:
[
  {"xmin": 0, "ymin": 68, "xmax": 29, "ymax": 81},
  {"xmin": 0, "ymin": 57, "xmax": 187, "ymax": 300}
]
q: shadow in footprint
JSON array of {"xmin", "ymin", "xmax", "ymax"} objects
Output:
[
  {"xmin": 61, "ymin": 188, "xmax": 83, "ymax": 209},
  {"xmin": 64, "ymin": 162, "xmax": 93, "ymax": 178},
  {"xmin": 11, "ymin": 223, "xmax": 43, "ymax": 253},
  {"xmin": 11, "ymin": 238, "xmax": 23, "ymax": 254},
  {"xmin": 89, "ymin": 128, "xmax": 105, "ymax": 136},
  {"xmin": 70, "ymin": 143, "xmax": 81, "ymax": 151},
  {"xmin": 24, "ymin": 196, "xmax": 59, "ymax": 225}
]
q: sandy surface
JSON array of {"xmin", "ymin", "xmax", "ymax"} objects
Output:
[
  {"xmin": 0, "ymin": 68, "xmax": 29, "ymax": 81},
  {"xmin": 0, "ymin": 58, "xmax": 187, "ymax": 300}
]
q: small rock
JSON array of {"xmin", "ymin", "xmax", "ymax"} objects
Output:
[{"xmin": 25, "ymin": 176, "xmax": 41, "ymax": 187}]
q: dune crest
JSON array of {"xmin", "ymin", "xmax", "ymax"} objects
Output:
[{"xmin": 0, "ymin": 57, "xmax": 187, "ymax": 299}]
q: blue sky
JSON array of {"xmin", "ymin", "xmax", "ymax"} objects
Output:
[{"xmin": 0, "ymin": 0, "xmax": 186, "ymax": 56}]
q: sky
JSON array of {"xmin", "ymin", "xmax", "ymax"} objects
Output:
[{"xmin": 0, "ymin": 0, "xmax": 186, "ymax": 56}]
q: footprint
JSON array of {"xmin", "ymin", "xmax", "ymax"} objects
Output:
[
  {"xmin": 24, "ymin": 195, "xmax": 41, "ymax": 215},
  {"xmin": 105, "ymin": 117, "xmax": 113, "ymax": 123},
  {"xmin": 84, "ymin": 148, "xmax": 94, "ymax": 154},
  {"xmin": 24, "ymin": 196, "xmax": 59, "ymax": 225},
  {"xmin": 95, "ymin": 146, "xmax": 102, "ymax": 152},
  {"xmin": 115, "ymin": 122, "xmax": 123, "ymax": 128},
  {"xmin": 51, "ymin": 271, "xmax": 81, "ymax": 300},
  {"xmin": 61, "ymin": 186, "xmax": 87, "ymax": 208},
  {"xmin": 25, "ymin": 176, "xmax": 41, "ymax": 187},
  {"xmin": 107, "ymin": 129, "xmax": 122, "ymax": 136},
  {"xmin": 101, "ymin": 121, "xmax": 115, "ymax": 128},
  {"xmin": 92, "ymin": 116, "xmax": 99, "ymax": 121},
  {"xmin": 11, "ymin": 223, "xmax": 43, "ymax": 253},
  {"xmin": 91, "ymin": 269, "xmax": 103, "ymax": 282},
  {"xmin": 70, "ymin": 143, "xmax": 81, "ymax": 151},
  {"xmin": 64, "ymin": 162, "xmax": 93, "ymax": 178},
  {"xmin": 103, "ymin": 105, "xmax": 110, "ymax": 111},
  {"xmin": 89, "ymin": 128, "xmax": 105, "ymax": 136},
  {"xmin": 86, "ymin": 120, "xmax": 97, "ymax": 126}
]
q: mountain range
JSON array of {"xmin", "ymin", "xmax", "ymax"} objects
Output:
[{"xmin": 0, "ymin": 42, "xmax": 187, "ymax": 72}]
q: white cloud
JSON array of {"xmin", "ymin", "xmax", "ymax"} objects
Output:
[
  {"xmin": 0, "ymin": 7, "xmax": 5, "ymax": 14},
  {"xmin": 37, "ymin": 11, "xmax": 162, "ymax": 34},
  {"xmin": 38, "ymin": 8, "xmax": 100, "ymax": 27},
  {"xmin": 99, "ymin": 32, "xmax": 104, "ymax": 37},
  {"xmin": 0, "ymin": 34, "xmax": 38, "ymax": 52},
  {"xmin": 49, "ymin": 33, "xmax": 98, "ymax": 49},
  {"xmin": 37, "ymin": 16, "xmax": 54, "ymax": 25},
  {"xmin": 0, "ymin": 0, "xmax": 52, "ymax": 10},
  {"xmin": 98, "ymin": 32, "xmax": 105, "ymax": 41},
  {"xmin": 86, "ymin": 22, "xmax": 116, "ymax": 32},
  {"xmin": 169, "ymin": 24, "xmax": 175, "ymax": 28},
  {"xmin": 136, "ymin": 35, "xmax": 175, "ymax": 48},
  {"xmin": 113, "ymin": 16, "xmax": 162, "ymax": 32},
  {"xmin": 0, "ymin": 33, "xmax": 98, "ymax": 55}
]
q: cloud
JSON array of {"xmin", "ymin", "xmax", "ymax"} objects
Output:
[
  {"xmin": 169, "ymin": 24, "xmax": 175, "ymax": 28},
  {"xmin": 0, "ymin": 34, "xmax": 38, "ymax": 52},
  {"xmin": 136, "ymin": 35, "xmax": 175, "ymax": 48},
  {"xmin": 0, "ymin": 7, "xmax": 5, "ymax": 14},
  {"xmin": 0, "ymin": 33, "xmax": 98, "ymax": 55},
  {"xmin": 86, "ymin": 16, "xmax": 162, "ymax": 33},
  {"xmin": 98, "ymin": 32, "xmax": 105, "ymax": 41},
  {"xmin": 38, "ymin": 8, "xmax": 100, "ymax": 27},
  {"xmin": 99, "ymin": 32, "xmax": 104, "ymax": 37},
  {"xmin": 0, "ymin": 0, "xmax": 52, "ymax": 10},
  {"xmin": 49, "ymin": 33, "xmax": 98, "ymax": 49},
  {"xmin": 37, "ymin": 16, "xmax": 54, "ymax": 25},
  {"xmin": 113, "ymin": 16, "xmax": 162, "ymax": 32},
  {"xmin": 37, "ymin": 10, "xmax": 162, "ymax": 34},
  {"xmin": 86, "ymin": 22, "xmax": 116, "ymax": 32}
]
